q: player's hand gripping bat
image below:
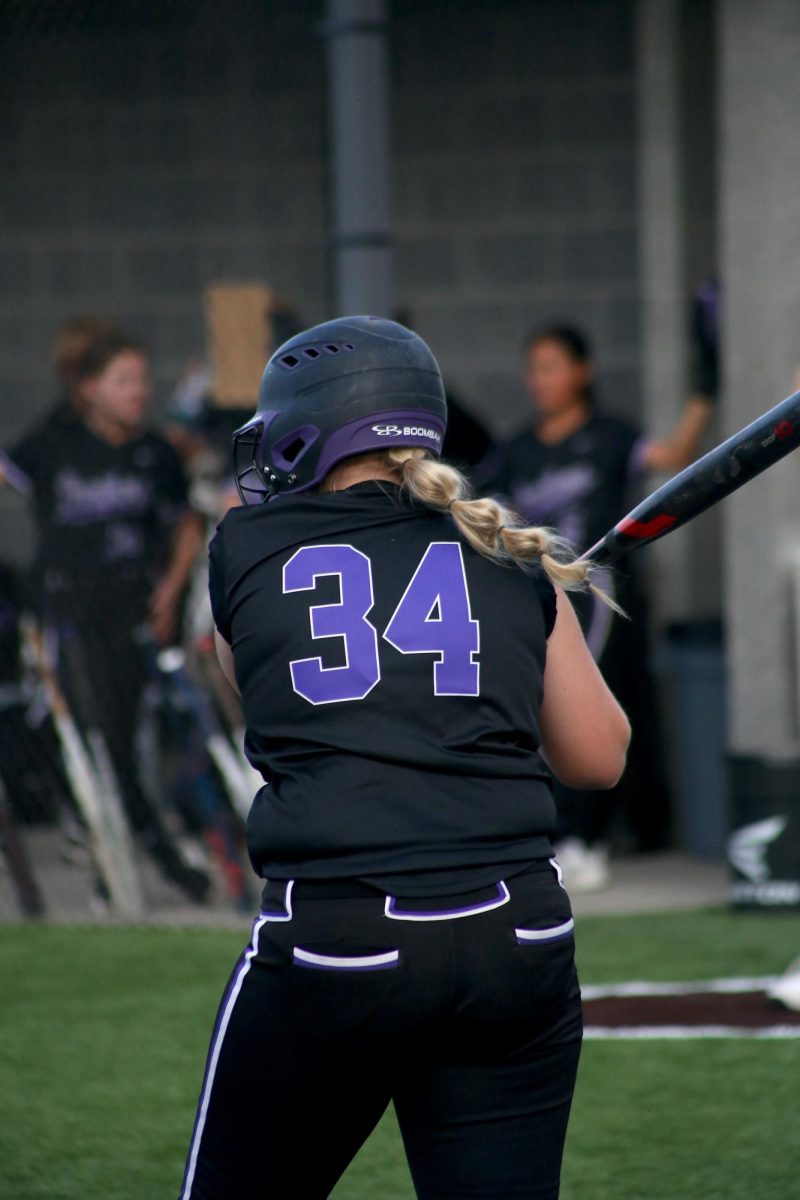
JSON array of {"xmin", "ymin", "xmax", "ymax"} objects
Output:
[{"xmin": 582, "ymin": 389, "xmax": 800, "ymax": 565}]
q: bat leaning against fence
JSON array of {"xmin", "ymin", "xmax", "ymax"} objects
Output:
[
  {"xmin": 23, "ymin": 620, "xmax": 145, "ymax": 918},
  {"xmin": 192, "ymin": 634, "xmax": 264, "ymax": 808},
  {"xmin": 155, "ymin": 645, "xmax": 257, "ymax": 824},
  {"xmin": 139, "ymin": 640, "xmax": 253, "ymax": 906},
  {"xmin": 582, "ymin": 388, "xmax": 800, "ymax": 565},
  {"xmin": 0, "ymin": 771, "xmax": 44, "ymax": 919}
]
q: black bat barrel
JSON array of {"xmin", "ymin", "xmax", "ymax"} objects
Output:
[{"xmin": 582, "ymin": 388, "xmax": 800, "ymax": 566}]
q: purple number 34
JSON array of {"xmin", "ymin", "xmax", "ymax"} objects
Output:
[{"xmin": 282, "ymin": 542, "xmax": 480, "ymax": 705}]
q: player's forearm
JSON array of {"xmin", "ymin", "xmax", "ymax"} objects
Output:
[
  {"xmin": 161, "ymin": 509, "xmax": 205, "ymax": 592},
  {"xmin": 214, "ymin": 629, "xmax": 239, "ymax": 694},
  {"xmin": 539, "ymin": 589, "xmax": 630, "ymax": 789},
  {"xmin": 645, "ymin": 396, "xmax": 714, "ymax": 472},
  {"xmin": 0, "ymin": 453, "xmax": 33, "ymax": 496}
]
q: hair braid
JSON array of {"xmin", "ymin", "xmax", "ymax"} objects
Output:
[{"xmin": 383, "ymin": 447, "xmax": 618, "ymax": 610}]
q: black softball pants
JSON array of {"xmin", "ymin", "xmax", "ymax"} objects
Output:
[{"xmin": 178, "ymin": 860, "xmax": 583, "ymax": 1200}]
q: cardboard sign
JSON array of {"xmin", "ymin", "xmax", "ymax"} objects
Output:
[{"xmin": 204, "ymin": 282, "xmax": 273, "ymax": 408}]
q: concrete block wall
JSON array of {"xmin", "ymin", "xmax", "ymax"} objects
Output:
[
  {"xmin": 0, "ymin": 0, "xmax": 639, "ymax": 451},
  {"xmin": 0, "ymin": 0, "xmax": 329, "ymax": 444},
  {"xmin": 392, "ymin": 0, "xmax": 640, "ymax": 435}
]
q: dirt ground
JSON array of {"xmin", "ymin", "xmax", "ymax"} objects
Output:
[{"xmin": 583, "ymin": 990, "xmax": 800, "ymax": 1029}]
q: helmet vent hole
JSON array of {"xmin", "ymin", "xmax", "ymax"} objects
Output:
[
  {"xmin": 324, "ymin": 344, "xmax": 340, "ymax": 354},
  {"xmin": 303, "ymin": 347, "xmax": 320, "ymax": 359},
  {"xmin": 281, "ymin": 437, "xmax": 306, "ymax": 464},
  {"xmin": 280, "ymin": 353, "xmax": 300, "ymax": 369},
  {"xmin": 343, "ymin": 343, "xmax": 355, "ymax": 351}
]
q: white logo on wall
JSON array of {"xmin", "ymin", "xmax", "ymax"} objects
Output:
[
  {"xmin": 372, "ymin": 424, "xmax": 442, "ymax": 443},
  {"xmin": 728, "ymin": 815, "xmax": 786, "ymax": 882}
]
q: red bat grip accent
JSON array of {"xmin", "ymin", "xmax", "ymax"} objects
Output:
[{"xmin": 615, "ymin": 514, "xmax": 677, "ymax": 539}]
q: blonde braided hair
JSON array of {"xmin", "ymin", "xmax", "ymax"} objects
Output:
[{"xmin": 383, "ymin": 447, "xmax": 617, "ymax": 606}]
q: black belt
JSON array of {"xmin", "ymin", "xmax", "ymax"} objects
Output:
[{"xmin": 268, "ymin": 878, "xmax": 383, "ymax": 902}]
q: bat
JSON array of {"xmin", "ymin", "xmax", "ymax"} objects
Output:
[
  {"xmin": 583, "ymin": 388, "xmax": 800, "ymax": 565},
  {"xmin": 192, "ymin": 636, "xmax": 264, "ymax": 800},
  {"xmin": 25, "ymin": 621, "xmax": 144, "ymax": 918},
  {"xmin": 154, "ymin": 645, "xmax": 256, "ymax": 823},
  {"xmin": 0, "ymin": 775, "xmax": 44, "ymax": 918},
  {"xmin": 138, "ymin": 641, "xmax": 252, "ymax": 907}
]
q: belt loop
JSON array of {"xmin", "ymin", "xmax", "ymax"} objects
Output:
[{"xmin": 260, "ymin": 879, "xmax": 295, "ymax": 921}]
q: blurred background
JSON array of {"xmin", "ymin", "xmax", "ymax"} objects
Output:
[{"xmin": 1, "ymin": 0, "xmax": 799, "ymax": 920}]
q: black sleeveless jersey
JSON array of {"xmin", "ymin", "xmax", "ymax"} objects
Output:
[{"xmin": 209, "ymin": 482, "xmax": 557, "ymax": 896}]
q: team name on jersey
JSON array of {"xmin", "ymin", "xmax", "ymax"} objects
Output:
[{"xmin": 371, "ymin": 423, "xmax": 442, "ymax": 444}]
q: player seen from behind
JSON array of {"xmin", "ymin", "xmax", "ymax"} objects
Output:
[{"xmin": 178, "ymin": 316, "xmax": 630, "ymax": 1199}]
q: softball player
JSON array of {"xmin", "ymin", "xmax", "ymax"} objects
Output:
[{"xmin": 179, "ymin": 317, "xmax": 630, "ymax": 1199}]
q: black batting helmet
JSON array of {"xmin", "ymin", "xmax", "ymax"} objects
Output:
[{"xmin": 233, "ymin": 316, "xmax": 447, "ymax": 503}]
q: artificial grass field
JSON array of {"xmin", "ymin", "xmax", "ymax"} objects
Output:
[{"xmin": 1, "ymin": 910, "xmax": 799, "ymax": 1200}]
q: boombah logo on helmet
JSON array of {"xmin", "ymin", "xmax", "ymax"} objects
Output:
[
  {"xmin": 371, "ymin": 423, "xmax": 442, "ymax": 444},
  {"xmin": 233, "ymin": 316, "xmax": 448, "ymax": 504}
]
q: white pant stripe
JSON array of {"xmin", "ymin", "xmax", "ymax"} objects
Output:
[{"xmin": 180, "ymin": 915, "xmax": 268, "ymax": 1199}]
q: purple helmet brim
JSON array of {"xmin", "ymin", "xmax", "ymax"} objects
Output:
[
  {"xmin": 233, "ymin": 409, "xmax": 446, "ymax": 504},
  {"xmin": 304, "ymin": 410, "xmax": 445, "ymax": 492}
]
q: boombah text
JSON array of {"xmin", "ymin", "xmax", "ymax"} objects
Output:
[{"xmin": 371, "ymin": 424, "xmax": 442, "ymax": 443}]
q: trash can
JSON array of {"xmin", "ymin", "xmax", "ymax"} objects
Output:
[
  {"xmin": 728, "ymin": 755, "xmax": 800, "ymax": 910},
  {"xmin": 660, "ymin": 620, "xmax": 727, "ymax": 858}
]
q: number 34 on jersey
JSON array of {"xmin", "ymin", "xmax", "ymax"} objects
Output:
[{"xmin": 282, "ymin": 542, "xmax": 481, "ymax": 705}]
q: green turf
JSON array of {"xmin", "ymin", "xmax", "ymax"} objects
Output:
[
  {"xmin": 572, "ymin": 906, "xmax": 800, "ymax": 984},
  {"xmin": 563, "ymin": 1040, "xmax": 799, "ymax": 1200},
  {"xmin": 0, "ymin": 910, "xmax": 798, "ymax": 1199}
]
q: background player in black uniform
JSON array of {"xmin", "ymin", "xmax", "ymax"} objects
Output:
[
  {"xmin": 178, "ymin": 317, "xmax": 629, "ymax": 1200},
  {"xmin": 0, "ymin": 329, "xmax": 209, "ymax": 899},
  {"xmin": 488, "ymin": 325, "xmax": 714, "ymax": 886}
]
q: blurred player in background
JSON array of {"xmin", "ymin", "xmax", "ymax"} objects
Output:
[
  {"xmin": 488, "ymin": 317, "xmax": 717, "ymax": 887},
  {"xmin": 178, "ymin": 316, "xmax": 629, "ymax": 1200},
  {"xmin": 0, "ymin": 328, "xmax": 209, "ymax": 900}
]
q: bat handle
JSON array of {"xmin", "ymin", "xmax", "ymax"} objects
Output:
[
  {"xmin": 582, "ymin": 511, "xmax": 679, "ymax": 564},
  {"xmin": 580, "ymin": 534, "xmax": 622, "ymax": 566}
]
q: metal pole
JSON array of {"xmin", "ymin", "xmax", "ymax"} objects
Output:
[{"xmin": 323, "ymin": 0, "xmax": 393, "ymax": 317}]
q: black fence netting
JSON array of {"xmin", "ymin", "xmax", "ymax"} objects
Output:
[{"xmin": 0, "ymin": 0, "xmax": 327, "ymax": 919}]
